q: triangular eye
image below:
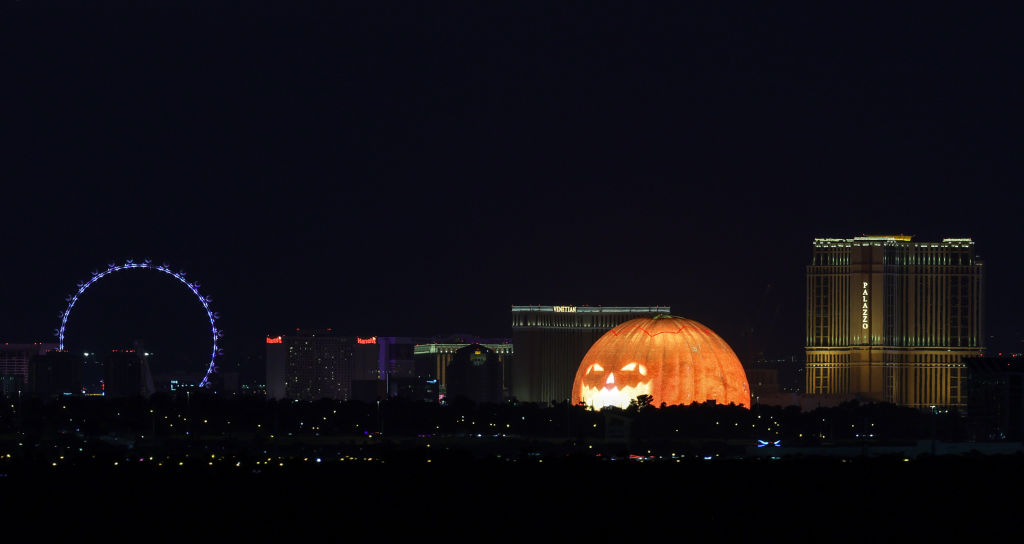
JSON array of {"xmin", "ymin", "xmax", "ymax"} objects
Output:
[
  {"xmin": 586, "ymin": 363, "xmax": 604, "ymax": 375},
  {"xmin": 638, "ymin": 364, "xmax": 648, "ymax": 376},
  {"xmin": 621, "ymin": 363, "xmax": 637, "ymax": 371}
]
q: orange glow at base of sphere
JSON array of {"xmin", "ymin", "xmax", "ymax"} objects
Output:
[{"xmin": 571, "ymin": 315, "xmax": 750, "ymax": 409}]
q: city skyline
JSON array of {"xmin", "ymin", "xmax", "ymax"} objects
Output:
[
  {"xmin": 4, "ymin": 6, "xmax": 1023, "ymax": 368},
  {"xmin": 4, "ymin": 7, "xmax": 1024, "ymax": 528}
]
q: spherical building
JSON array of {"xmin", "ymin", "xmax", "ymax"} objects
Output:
[{"xmin": 571, "ymin": 315, "xmax": 750, "ymax": 409}]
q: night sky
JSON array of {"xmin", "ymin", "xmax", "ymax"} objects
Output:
[{"xmin": 4, "ymin": 5, "xmax": 1023, "ymax": 375}]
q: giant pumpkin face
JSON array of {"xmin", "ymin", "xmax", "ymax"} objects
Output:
[
  {"xmin": 571, "ymin": 315, "xmax": 750, "ymax": 410},
  {"xmin": 579, "ymin": 361, "xmax": 652, "ymax": 410}
]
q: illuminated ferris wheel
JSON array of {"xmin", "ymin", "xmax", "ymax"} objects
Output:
[{"xmin": 56, "ymin": 259, "xmax": 222, "ymax": 387}]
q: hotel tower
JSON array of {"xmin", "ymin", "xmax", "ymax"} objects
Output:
[{"xmin": 805, "ymin": 236, "xmax": 984, "ymax": 408}]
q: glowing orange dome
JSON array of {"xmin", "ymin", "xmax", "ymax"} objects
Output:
[{"xmin": 571, "ymin": 315, "xmax": 750, "ymax": 409}]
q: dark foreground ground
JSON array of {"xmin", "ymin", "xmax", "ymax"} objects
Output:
[
  {"xmin": 3, "ymin": 396, "xmax": 1016, "ymax": 536},
  {"xmin": 3, "ymin": 452, "xmax": 1021, "ymax": 539}
]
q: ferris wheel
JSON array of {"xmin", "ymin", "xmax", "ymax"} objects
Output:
[{"xmin": 57, "ymin": 259, "xmax": 222, "ymax": 387}]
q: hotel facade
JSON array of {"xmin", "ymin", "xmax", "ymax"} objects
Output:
[
  {"xmin": 805, "ymin": 236, "xmax": 984, "ymax": 409},
  {"xmin": 413, "ymin": 337, "xmax": 512, "ymax": 397}
]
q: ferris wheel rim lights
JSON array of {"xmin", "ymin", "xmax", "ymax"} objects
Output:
[{"xmin": 56, "ymin": 259, "xmax": 221, "ymax": 388}]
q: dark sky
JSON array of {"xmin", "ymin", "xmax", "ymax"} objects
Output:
[{"xmin": 4, "ymin": 5, "xmax": 1023, "ymax": 372}]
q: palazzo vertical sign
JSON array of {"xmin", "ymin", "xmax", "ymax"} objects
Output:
[{"xmin": 861, "ymin": 281, "xmax": 869, "ymax": 330}]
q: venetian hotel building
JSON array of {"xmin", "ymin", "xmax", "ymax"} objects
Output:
[{"xmin": 806, "ymin": 236, "xmax": 983, "ymax": 408}]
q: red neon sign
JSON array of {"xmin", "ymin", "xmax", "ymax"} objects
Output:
[
  {"xmin": 266, "ymin": 336, "xmax": 283, "ymax": 344},
  {"xmin": 356, "ymin": 336, "xmax": 377, "ymax": 345}
]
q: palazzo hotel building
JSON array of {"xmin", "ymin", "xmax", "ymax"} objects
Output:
[{"xmin": 806, "ymin": 236, "xmax": 984, "ymax": 408}]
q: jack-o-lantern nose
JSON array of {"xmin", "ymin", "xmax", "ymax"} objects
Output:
[{"xmin": 605, "ymin": 372, "xmax": 615, "ymax": 386}]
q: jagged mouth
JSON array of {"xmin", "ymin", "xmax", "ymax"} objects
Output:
[{"xmin": 581, "ymin": 382, "xmax": 653, "ymax": 410}]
